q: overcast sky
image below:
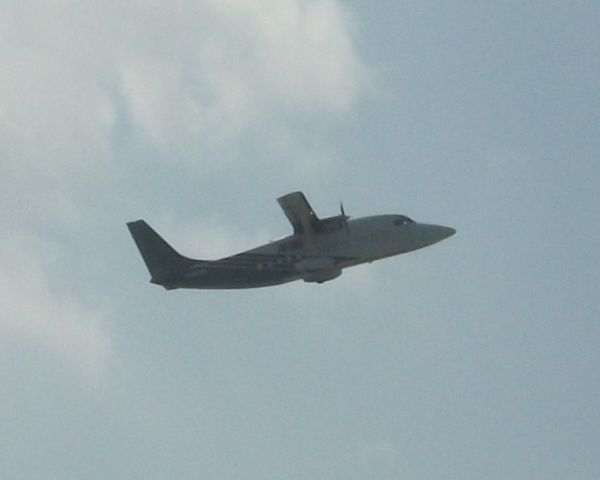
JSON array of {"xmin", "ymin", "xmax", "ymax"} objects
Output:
[{"xmin": 1, "ymin": 1, "xmax": 599, "ymax": 479}]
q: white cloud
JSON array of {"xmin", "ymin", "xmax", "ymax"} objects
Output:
[
  {"xmin": 0, "ymin": 0, "xmax": 367, "ymax": 379},
  {"xmin": 208, "ymin": 0, "xmax": 365, "ymax": 111},
  {"xmin": 112, "ymin": 0, "xmax": 367, "ymax": 159},
  {"xmin": 0, "ymin": 27, "xmax": 115, "ymax": 225},
  {"xmin": 1, "ymin": 0, "xmax": 367, "ymax": 219},
  {"xmin": 0, "ymin": 234, "xmax": 114, "ymax": 379}
]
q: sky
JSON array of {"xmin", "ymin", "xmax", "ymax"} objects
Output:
[{"xmin": 1, "ymin": 1, "xmax": 599, "ymax": 479}]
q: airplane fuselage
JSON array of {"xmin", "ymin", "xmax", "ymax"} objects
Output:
[{"xmin": 168, "ymin": 215, "xmax": 455, "ymax": 289}]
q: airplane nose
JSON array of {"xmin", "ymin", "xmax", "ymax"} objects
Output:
[
  {"xmin": 418, "ymin": 224, "xmax": 456, "ymax": 247},
  {"xmin": 439, "ymin": 226, "xmax": 456, "ymax": 239}
]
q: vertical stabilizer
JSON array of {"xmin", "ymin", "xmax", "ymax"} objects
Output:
[{"xmin": 126, "ymin": 220, "xmax": 196, "ymax": 286}]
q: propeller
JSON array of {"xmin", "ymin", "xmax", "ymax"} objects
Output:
[{"xmin": 340, "ymin": 201, "xmax": 350, "ymax": 235}]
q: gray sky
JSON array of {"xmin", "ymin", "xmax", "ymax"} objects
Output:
[{"xmin": 1, "ymin": 1, "xmax": 599, "ymax": 479}]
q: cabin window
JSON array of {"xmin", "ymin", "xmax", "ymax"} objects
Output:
[{"xmin": 393, "ymin": 216, "xmax": 414, "ymax": 226}]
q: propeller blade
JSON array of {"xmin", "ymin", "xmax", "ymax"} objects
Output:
[{"xmin": 340, "ymin": 201, "xmax": 350, "ymax": 235}]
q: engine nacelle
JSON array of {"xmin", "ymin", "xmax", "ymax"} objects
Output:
[{"xmin": 302, "ymin": 268, "xmax": 342, "ymax": 284}]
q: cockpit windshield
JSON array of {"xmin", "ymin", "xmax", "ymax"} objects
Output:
[{"xmin": 393, "ymin": 215, "xmax": 414, "ymax": 226}]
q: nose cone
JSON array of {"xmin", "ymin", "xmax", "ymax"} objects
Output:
[
  {"xmin": 415, "ymin": 224, "xmax": 456, "ymax": 249},
  {"xmin": 437, "ymin": 226, "xmax": 456, "ymax": 240}
]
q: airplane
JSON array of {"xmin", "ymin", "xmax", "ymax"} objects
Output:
[{"xmin": 127, "ymin": 191, "xmax": 455, "ymax": 290}]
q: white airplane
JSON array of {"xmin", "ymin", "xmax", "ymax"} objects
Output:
[{"xmin": 127, "ymin": 191, "xmax": 455, "ymax": 290}]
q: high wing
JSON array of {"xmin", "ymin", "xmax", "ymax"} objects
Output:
[{"xmin": 277, "ymin": 191, "xmax": 320, "ymax": 235}]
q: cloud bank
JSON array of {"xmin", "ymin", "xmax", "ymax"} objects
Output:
[{"xmin": 0, "ymin": 0, "xmax": 367, "ymax": 377}]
